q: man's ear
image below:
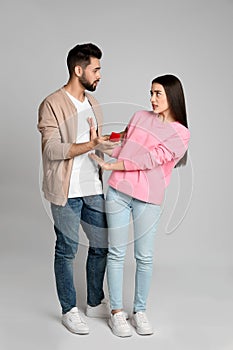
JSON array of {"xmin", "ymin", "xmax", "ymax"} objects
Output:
[{"xmin": 74, "ymin": 65, "xmax": 83, "ymax": 77}]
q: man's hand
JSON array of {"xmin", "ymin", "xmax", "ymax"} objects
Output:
[
  {"xmin": 88, "ymin": 116, "xmax": 110, "ymax": 146},
  {"xmin": 88, "ymin": 117, "xmax": 121, "ymax": 156},
  {"xmin": 88, "ymin": 117, "xmax": 97, "ymax": 140},
  {"xmin": 94, "ymin": 139, "xmax": 121, "ymax": 156}
]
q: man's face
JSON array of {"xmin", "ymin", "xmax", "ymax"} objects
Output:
[{"xmin": 79, "ymin": 57, "xmax": 101, "ymax": 91}]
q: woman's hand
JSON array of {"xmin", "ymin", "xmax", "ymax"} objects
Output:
[
  {"xmin": 88, "ymin": 153, "xmax": 112, "ymax": 170},
  {"xmin": 89, "ymin": 153, "xmax": 125, "ymax": 171}
]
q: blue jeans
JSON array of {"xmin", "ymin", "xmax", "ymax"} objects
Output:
[
  {"xmin": 51, "ymin": 195, "xmax": 108, "ymax": 314},
  {"xmin": 106, "ymin": 187, "xmax": 161, "ymax": 312}
]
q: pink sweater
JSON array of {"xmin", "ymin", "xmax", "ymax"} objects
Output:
[{"xmin": 108, "ymin": 110, "xmax": 190, "ymax": 205}]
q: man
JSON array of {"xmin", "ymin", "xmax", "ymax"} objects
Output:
[{"xmin": 38, "ymin": 43, "xmax": 109, "ymax": 335}]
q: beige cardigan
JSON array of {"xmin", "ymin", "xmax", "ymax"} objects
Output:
[{"xmin": 38, "ymin": 87, "xmax": 104, "ymax": 206}]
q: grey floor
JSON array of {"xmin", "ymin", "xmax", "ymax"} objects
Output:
[{"xmin": 1, "ymin": 186, "xmax": 233, "ymax": 350}]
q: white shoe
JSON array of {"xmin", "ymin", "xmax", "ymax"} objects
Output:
[
  {"xmin": 86, "ymin": 299, "xmax": 129, "ymax": 319},
  {"xmin": 131, "ymin": 311, "xmax": 153, "ymax": 335},
  {"xmin": 108, "ymin": 311, "xmax": 132, "ymax": 337},
  {"xmin": 86, "ymin": 298, "xmax": 111, "ymax": 318},
  {"xmin": 62, "ymin": 307, "xmax": 89, "ymax": 334}
]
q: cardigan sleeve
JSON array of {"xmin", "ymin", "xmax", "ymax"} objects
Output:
[{"xmin": 37, "ymin": 100, "xmax": 73, "ymax": 161}]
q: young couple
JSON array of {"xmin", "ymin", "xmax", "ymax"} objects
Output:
[{"xmin": 38, "ymin": 43, "xmax": 190, "ymax": 337}]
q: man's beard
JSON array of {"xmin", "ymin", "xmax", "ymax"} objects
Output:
[{"xmin": 79, "ymin": 72, "xmax": 99, "ymax": 92}]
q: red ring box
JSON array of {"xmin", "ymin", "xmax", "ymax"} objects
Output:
[{"xmin": 109, "ymin": 132, "xmax": 121, "ymax": 142}]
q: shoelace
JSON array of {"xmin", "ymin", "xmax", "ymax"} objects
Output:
[
  {"xmin": 136, "ymin": 312, "xmax": 149, "ymax": 324},
  {"xmin": 69, "ymin": 310, "xmax": 85, "ymax": 324},
  {"xmin": 114, "ymin": 313, "xmax": 128, "ymax": 326}
]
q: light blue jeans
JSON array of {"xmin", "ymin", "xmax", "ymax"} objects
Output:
[{"xmin": 106, "ymin": 187, "xmax": 161, "ymax": 312}]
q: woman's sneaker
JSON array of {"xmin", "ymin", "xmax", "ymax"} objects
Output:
[
  {"xmin": 131, "ymin": 311, "xmax": 153, "ymax": 335},
  {"xmin": 62, "ymin": 307, "xmax": 89, "ymax": 334},
  {"xmin": 108, "ymin": 311, "xmax": 132, "ymax": 337}
]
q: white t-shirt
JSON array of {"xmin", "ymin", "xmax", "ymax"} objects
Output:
[{"xmin": 66, "ymin": 92, "xmax": 103, "ymax": 197}]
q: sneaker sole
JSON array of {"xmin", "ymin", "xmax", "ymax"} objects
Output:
[
  {"xmin": 131, "ymin": 319, "xmax": 153, "ymax": 335},
  {"xmin": 62, "ymin": 321, "xmax": 89, "ymax": 335}
]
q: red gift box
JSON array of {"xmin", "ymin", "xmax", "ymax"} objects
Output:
[{"xmin": 109, "ymin": 132, "xmax": 121, "ymax": 142}]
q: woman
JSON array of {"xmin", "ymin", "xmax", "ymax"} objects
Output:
[{"xmin": 89, "ymin": 74, "xmax": 190, "ymax": 337}]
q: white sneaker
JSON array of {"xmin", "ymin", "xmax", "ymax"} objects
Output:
[
  {"xmin": 131, "ymin": 311, "xmax": 153, "ymax": 335},
  {"xmin": 86, "ymin": 298, "xmax": 111, "ymax": 318},
  {"xmin": 62, "ymin": 307, "xmax": 89, "ymax": 334},
  {"xmin": 108, "ymin": 311, "xmax": 132, "ymax": 337},
  {"xmin": 86, "ymin": 299, "xmax": 129, "ymax": 319}
]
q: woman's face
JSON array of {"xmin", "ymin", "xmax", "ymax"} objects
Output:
[{"xmin": 150, "ymin": 83, "xmax": 170, "ymax": 116}]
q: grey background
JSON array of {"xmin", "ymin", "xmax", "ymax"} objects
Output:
[{"xmin": 1, "ymin": 0, "xmax": 233, "ymax": 349}]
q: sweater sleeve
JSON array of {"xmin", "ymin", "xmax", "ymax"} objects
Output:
[
  {"xmin": 37, "ymin": 100, "xmax": 73, "ymax": 161},
  {"xmin": 111, "ymin": 145, "xmax": 123, "ymax": 158},
  {"xmin": 123, "ymin": 129, "xmax": 190, "ymax": 171}
]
